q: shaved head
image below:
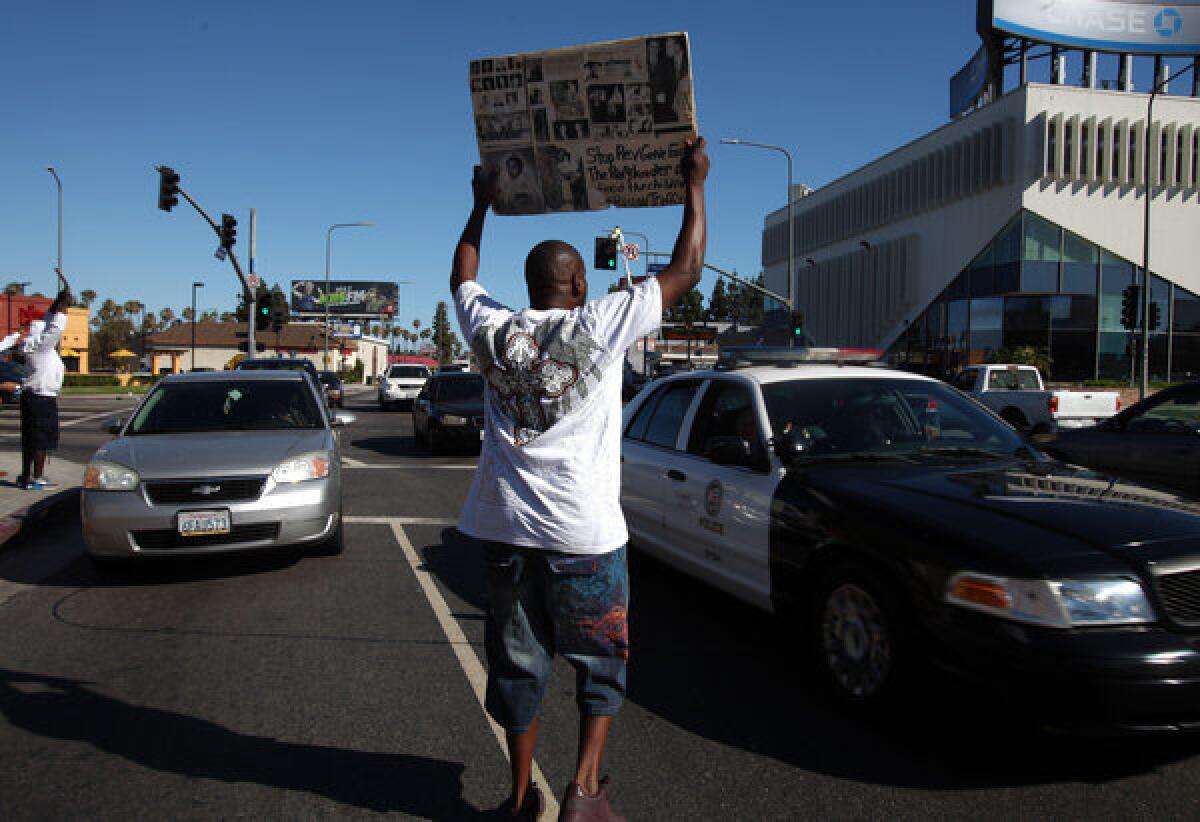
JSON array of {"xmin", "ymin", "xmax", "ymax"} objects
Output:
[{"xmin": 525, "ymin": 240, "xmax": 587, "ymax": 309}]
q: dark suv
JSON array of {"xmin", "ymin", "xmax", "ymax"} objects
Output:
[
  {"xmin": 235, "ymin": 357, "xmax": 321, "ymax": 388},
  {"xmin": 412, "ymin": 372, "xmax": 485, "ymax": 455}
]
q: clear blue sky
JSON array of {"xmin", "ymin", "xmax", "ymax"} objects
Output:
[{"xmin": 2, "ymin": 0, "xmax": 982, "ymax": 330}]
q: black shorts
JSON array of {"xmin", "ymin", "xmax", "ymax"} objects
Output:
[{"xmin": 20, "ymin": 393, "xmax": 59, "ymax": 451}]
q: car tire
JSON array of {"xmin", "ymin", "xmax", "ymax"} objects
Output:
[
  {"xmin": 426, "ymin": 425, "xmax": 443, "ymax": 456},
  {"xmin": 810, "ymin": 560, "xmax": 916, "ymax": 715},
  {"xmin": 310, "ymin": 515, "xmax": 344, "ymax": 556}
]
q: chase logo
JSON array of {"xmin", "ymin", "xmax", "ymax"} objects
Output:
[{"xmin": 1155, "ymin": 8, "xmax": 1183, "ymax": 38}]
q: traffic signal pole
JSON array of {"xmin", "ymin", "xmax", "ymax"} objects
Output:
[{"xmin": 156, "ymin": 167, "xmax": 255, "ymax": 355}]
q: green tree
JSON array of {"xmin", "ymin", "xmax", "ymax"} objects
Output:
[
  {"xmin": 78, "ymin": 289, "xmax": 97, "ymax": 308},
  {"xmin": 707, "ymin": 279, "xmax": 733, "ymax": 321},
  {"xmin": 431, "ymin": 301, "xmax": 460, "ymax": 364},
  {"xmin": 89, "ymin": 299, "xmax": 135, "ymax": 368},
  {"xmin": 987, "ymin": 345, "xmax": 1053, "ymax": 379},
  {"xmin": 159, "ymin": 307, "xmax": 176, "ymax": 327},
  {"xmin": 666, "ymin": 288, "xmax": 706, "ymax": 325}
]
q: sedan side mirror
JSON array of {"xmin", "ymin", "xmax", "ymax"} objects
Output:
[
  {"xmin": 707, "ymin": 436, "xmax": 756, "ymax": 467},
  {"xmin": 103, "ymin": 416, "xmax": 125, "ymax": 435},
  {"xmin": 773, "ymin": 428, "xmax": 810, "ymax": 462},
  {"xmin": 332, "ymin": 412, "xmax": 357, "ymax": 427}
]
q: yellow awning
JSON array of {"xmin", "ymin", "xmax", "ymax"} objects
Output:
[
  {"xmin": 110, "ymin": 349, "xmax": 137, "ymax": 358},
  {"xmin": 59, "ymin": 347, "xmax": 78, "ymax": 357}
]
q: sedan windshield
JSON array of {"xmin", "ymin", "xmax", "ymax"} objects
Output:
[
  {"xmin": 128, "ymin": 380, "xmax": 324, "ymax": 435},
  {"xmin": 762, "ymin": 378, "xmax": 1024, "ymax": 459},
  {"xmin": 438, "ymin": 376, "xmax": 484, "ymax": 402}
]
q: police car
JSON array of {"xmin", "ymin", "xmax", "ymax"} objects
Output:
[{"xmin": 621, "ymin": 348, "xmax": 1200, "ymax": 731}]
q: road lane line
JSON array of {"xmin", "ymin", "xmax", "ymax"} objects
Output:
[
  {"xmin": 345, "ymin": 516, "xmax": 457, "ymax": 526},
  {"xmin": 386, "ymin": 519, "xmax": 560, "ymax": 819},
  {"xmin": 60, "ymin": 407, "xmax": 137, "ymax": 428},
  {"xmin": 342, "ymin": 463, "xmax": 476, "ymax": 470}
]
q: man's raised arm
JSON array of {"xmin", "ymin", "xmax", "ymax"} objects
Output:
[
  {"xmin": 450, "ymin": 166, "xmax": 499, "ymax": 295},
  {"xmin": 655, "ymin": 136, "xmax": 710, "ymax": 308}
]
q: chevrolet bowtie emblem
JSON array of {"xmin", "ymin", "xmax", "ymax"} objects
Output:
[{"xmin": 193, "ymin": 484, "xmax": 222, "ymax": 495}]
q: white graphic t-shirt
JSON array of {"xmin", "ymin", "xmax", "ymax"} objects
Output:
[{"xmin": 455, "ymin": 278, "xmax": 662, "ymax": 555}]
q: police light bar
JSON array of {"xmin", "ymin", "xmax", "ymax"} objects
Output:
[{"xmin": 719, "ymin": 346, "xmax": 883, "ymax": 367}]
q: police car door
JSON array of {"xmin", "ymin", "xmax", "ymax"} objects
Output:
[
  {"xmin": 668, "ymin": 376, "xmax": 778, "ymax": 610},
  {"xmin": 620, "ymin": 378, "xmax": 703, "ymax": 559}
]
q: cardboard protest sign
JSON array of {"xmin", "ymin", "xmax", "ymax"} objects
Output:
[{"xmin": 469, "ymin": 33, "xmax": 697, "ymax": 215}]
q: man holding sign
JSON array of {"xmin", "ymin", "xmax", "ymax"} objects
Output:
[{"xmin": 452, "ymin": 137, "xmax": 709, "ymax": 820}]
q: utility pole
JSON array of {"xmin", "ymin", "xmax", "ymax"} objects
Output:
[
  {"xmin": 324, "ymin": 222, "xmax": 373, "ymax": 370},
  {"xmin": 247, "ymin": 208, "xmax": 257, "ymax": 357},
  {"xmin": 1140, "ymin": 62, "xmax": 1196, "ymax": 398},
  {"xmin": 191, "ymin": 281, "xmax": 204, "ymax": 371}
]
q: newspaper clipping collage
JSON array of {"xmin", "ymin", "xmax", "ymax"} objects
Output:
[{"xmin": 469, "ymin": 33, "xmax": 697, "ymax": 215}]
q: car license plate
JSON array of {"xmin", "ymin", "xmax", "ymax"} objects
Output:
[{"xmin": 178, "ymin": 510, "xmax": 231, "ymax": 537}]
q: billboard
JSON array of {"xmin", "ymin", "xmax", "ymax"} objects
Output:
[
  {"xmin": 950, "ymin": 45, "xmax": 991, "ymax": 117},
  {"xmin": 291, "ymin": 280, "xmax": 398, "ymax": 316},
  {"xmin": 984, "ymin": 0, "xmax": 1200, "ymax": 54}
]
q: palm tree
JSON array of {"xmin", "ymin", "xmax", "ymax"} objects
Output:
[
  {"xmin": 181, "ymin": 307, "xmax": 195, "ymax": 323},
  {"xmin": 159, "ymin": 307, "xmax": 176, "ymax": 327},
  {"xmin": 79, "ymin": 289, "xmax": 97, "ymax": 308}
]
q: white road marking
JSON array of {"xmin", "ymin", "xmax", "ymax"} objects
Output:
[
  {"xmin": 60, "ymin": 407, "xmax": 138, "ymax": 428},
  {"xmin": 341, "ymin": 463, "xmax": 476, "ymax": 470},
  {"xmin": 344, "ymin": 516, "xmax": 457, "ymax": 527},
  {"xmin": 382, "ymin": 519, "xmax": 559, "ymax": 818}
]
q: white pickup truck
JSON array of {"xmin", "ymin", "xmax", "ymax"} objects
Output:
[{"xmin": 951, "ymin": 365, "xmax": 1121, "ymax": 431}]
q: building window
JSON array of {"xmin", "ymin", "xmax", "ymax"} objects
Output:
[
  {"xmin": 1022, "ymin": 212, "xmax": 1061, "ymax": 293},
  {"xmin": 969, "ymin": 298, "xmax": 1003, "ymax": 361},
  {"xmin": 968, "ymin": 245, "xmax": 995, "ymax": 298},
  {"xmin": 1061, "ymin": 231, "xmax": 1098, "ymax": 295},
  {"xmin": 993, "ymin": 217, "xmax": 1021, "ymax": 294}
]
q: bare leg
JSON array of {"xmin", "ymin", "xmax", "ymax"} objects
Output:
[
  {"xmin": 573, "ymin": 715, "xmax": 612, "ymax": 796},
  {"xmin": 506, "ymin": 715, "xmax": 539, "ymax": 812}
]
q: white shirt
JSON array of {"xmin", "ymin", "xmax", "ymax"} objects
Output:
[
  {"xmin": 455, "ymin": 278, "xmax": 662, "ymax": 555},
  {"xmin": 21, "ymin": 313, "xmax": 68, "ymax": 397}
]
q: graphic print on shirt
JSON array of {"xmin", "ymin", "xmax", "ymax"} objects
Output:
[{"xmin": 474, "ymin": 315, "xmax": 604, "ymax": 446}]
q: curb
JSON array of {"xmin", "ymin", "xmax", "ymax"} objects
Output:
[{"xmin": 0, "ymin": 487, "xmax": 80, "ymax": 551}]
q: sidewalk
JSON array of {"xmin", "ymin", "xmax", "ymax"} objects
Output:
[{"xmin": 0, "ymin": 450, "xmax": 85, "ymax": 549}]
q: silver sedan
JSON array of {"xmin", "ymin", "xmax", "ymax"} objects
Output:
[{"xmin": 82, "ymin": 370, "xmax": 352, "ymax": 566}]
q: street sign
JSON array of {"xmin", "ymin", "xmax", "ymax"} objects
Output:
[
  {"xmin": 247, "ymin": 273, "xmax": 262, "ymax": 288},
  {"xmin": 622, "ymin": 243, "xmax": 639, "ymax": 261}
]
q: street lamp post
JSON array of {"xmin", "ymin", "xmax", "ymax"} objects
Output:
[
  {"xmin": 720, "ymin": 138, "xmax": 795, "ymax": 343},
  {"xmin": 190, "ymin": 281, "xmax": 204, "ymax": 372},
  {"xmin": 324, "ymin": 222, "xmax": 373, "ymax": 370},
  {"xmin": 46, "ymin": 168, "xmax": 63, "ymax": 291},
  {"xmin": 616, "ymin": 230, "xmax": 653, "ymax": 373},
  {"xmin": 1140, "ymin": 62, "xmax": 1196, "ymax": 399}
]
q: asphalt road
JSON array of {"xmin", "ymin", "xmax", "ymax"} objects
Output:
[{"xmin": 2, "ymin": 390, "xmax": 1200, "ymax": 818}]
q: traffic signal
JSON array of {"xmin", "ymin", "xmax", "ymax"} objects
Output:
[
  {"xmin": 1120, "ymin": 284, "xmax": 1140, "ymax": 330},
  {"xmin": 1149, "ymin": 301, "xmax": 1162, "ymax": 331},
  {"xmin": 157, "ymin": 166, "xmax": 180, "ymax": 212},
  {"xmin": 219, "ymin": 214, "xmax": 238, "ymax": 249},
  {"xmin": 269, "ymin": 291, "xmax": 289, "ymax": 331},
  {"xmin": 255, "ymin": 292, "xmax": 271, "ymax": 331},
  {"xmin": 594, "ymin": 237, "xmax": 618, "ymax": 270},
  {"xmin": 790, "ymin": 311, "xmax": 805, "ymax": 339}
]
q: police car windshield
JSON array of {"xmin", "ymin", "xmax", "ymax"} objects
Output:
[{"xmin": 762, "ymin": 378, "xmax": 1024, "ymax": 459}]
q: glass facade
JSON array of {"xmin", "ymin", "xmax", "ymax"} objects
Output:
[{"xmin": 890, "ymin": 210, "xmax": 1200, "ymax": 383}]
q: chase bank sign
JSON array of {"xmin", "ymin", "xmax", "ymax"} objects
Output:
[{"xmin": 986, "ymin": 0, "xmax": 1200, "ymax": 54}]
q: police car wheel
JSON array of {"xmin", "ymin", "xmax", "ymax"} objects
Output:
[{"xmin": 811, "ymin": 562, "xmax": 913, "ymax": 713}]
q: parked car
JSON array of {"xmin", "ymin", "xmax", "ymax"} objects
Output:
[
  {"xmin": 1043, "ymin": 381, "xmax": 1200, "ymax": 498},
  {"xmin": 412, "ymin": 372, "xmax": 484, "ymax": 455},
  {"xmin": 317, "ymin": 371, "xmax": 345, "ymax": 408},
  {"xmin": 0, "ymin": 360, "xmax": 29, "ymax": 406},
  {"xmin": 82, "ymin": 371, "xmax": 352, "ymax": 567},
  {"xmin": 235, "ymin": 357, "xmax": 321, "ymax": 389},
  {"xmin": 621, "ymin": 348, "xmax": 1200, "ymax": 731},
  {"xmin": 952, "ymin": 364, "xmax": 1120, "ymax": 431},
  {"xmin": 438, "ymin": 362, "xmax": 469, "ymax": 373},
  {"xmin": 379, "ymin": 363, "xmax": 431, "ymax": 410}
]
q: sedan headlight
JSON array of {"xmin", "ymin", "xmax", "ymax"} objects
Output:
[
  {"xmin": 84, "ymin": 460, "xmax": 140, "ymax": 491},
  {"xmin": 440, "ymin": 414, "xmax": 468, "ymax": 425},
  {"xmin": 272, "ymin": 451, "xmax": 331, "ymax": 484},
  {"xmin": 945, "ymin": 572, "xmax": 1155, "ymax": 628}
]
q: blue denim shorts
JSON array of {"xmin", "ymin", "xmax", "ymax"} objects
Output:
[{"xmin": 482, "ymin": 542, "xmax": 629, "ymax": 734}]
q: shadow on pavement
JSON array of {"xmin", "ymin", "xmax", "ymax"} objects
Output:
[
  {"xmin": 0, "ymin": 667, "xmax": 476, "ymax": 818},
  {"xmin": 350, "ymin": 436, "xmax": 479, "ymax": 460},
  {"xmin": 420, "ymin": 528, "xmax": 1200, "ymax": 791},
  {"xmin": 0, "ymin": 500, "xmax": 303, "ymax": 589}
]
